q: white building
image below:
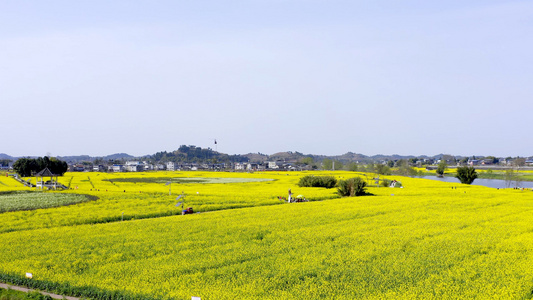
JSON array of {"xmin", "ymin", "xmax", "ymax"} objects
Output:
[
  {"xmin": 125, "ymin": 161, "xmax": 143, "ymax": 172},
  {"xmin": 167, "ymin": 162, "xmax": 177, "ymax": 171},
  {"xmin": 111, "ymin": 165, "xmax": 124, "ymax": 172},
  {"xmin": 143, "ymin": 163, "xmax": 154, "ymax": 171},
  {"xmin": 267, "ymin": 161, "xmax": 279, "ymax": 169}
]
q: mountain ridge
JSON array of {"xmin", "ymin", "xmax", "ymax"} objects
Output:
[{"xmin": 0, "ymin": 149, "xmax": 509, "ymax": 164}]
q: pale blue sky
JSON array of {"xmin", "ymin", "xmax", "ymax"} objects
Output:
[{"xmin": 1, "ymin": 1, "xmax": 532, "ymax": 157}]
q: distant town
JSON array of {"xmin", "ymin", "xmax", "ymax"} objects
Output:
[
  {"xmin": 1, "ymin": 145, "xmax": 532, "ymax": 173},
  {"xmin": 59, "ymin": 157, "xmax": 533, "ymax": 173}
]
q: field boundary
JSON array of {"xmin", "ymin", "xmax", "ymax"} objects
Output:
[{"xmin": 0, "ymin": 282, "xmax": 81, "ymax": 300}]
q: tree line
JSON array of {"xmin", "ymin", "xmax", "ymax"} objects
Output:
[
  {"xmin": 151, "ymin": 145, "xmax": 249, "ymax": 164},
  {"xmin": 13, "ymin": 156, "xmax": 68, "ymax": 177}
]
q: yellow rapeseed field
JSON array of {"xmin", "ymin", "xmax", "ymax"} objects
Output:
[{"xmin": 1, "ymin": 171, "xmax": 533, "ymax": 299}]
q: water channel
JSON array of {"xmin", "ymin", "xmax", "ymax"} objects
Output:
[{"xmin": 420, "ymin": 176, "xmax": 533, "ymax": 189}]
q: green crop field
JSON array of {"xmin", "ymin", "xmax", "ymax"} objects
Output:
[
  {"xmin": 0, "ymin": 191, "xmax": 97, "ymax": 213},
  {"xmin": 1, "ymin": 171, "xmax": 533, "ymax": 299},
  {"xmin": 0, "ymin": 287, "xmax": 53, "ymax": 300}
]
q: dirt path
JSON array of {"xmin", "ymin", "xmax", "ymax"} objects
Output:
[{"xmin": 0, "ymin": 282, "xmax": 81, "ymax": 300}]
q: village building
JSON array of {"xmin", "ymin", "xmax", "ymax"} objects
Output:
[
  {"xmin": 110, "ymin": 164, "xmax": 124, "ymax": 172},
  {"xmin": 267, "ymin": 161, "xmax": 279, "ymax": 169},
  {"xmin": 125, "ymin": 161, "xmax": 143, "ymax": 172},
  {"xmin": 167, "ymin": 162, "xmax": 177, "ymax": 171}
]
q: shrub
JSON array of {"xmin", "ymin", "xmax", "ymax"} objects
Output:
[
  {"xmin": 337, "ymin": 177, "xmax": 367, "ymax": 197},
  {"xmin": 455, "ymin": 166, "xmax": 478, "ymax": 184},
  {"xmin": 297, "ymin": 176, "xmax": 337, "ymax": 188}
]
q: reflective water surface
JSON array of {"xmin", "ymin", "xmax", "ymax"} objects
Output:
[{"xmin": 421, "ymin": 176, "xmax": 533, "ymax": 189}]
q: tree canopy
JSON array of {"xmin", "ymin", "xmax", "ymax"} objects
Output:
[
  {"xmin": 436, "ymin": 160, "xmax": 448, "ymax": 176},
  {"xmin": 455, "ymin": 166, "xmax": 478, "ymax": 184},
  {"xmin": 151, "ymin": 145, "xmax": 248, "ymax": 164},
  {"xmin": 13, "ymin": 156, "xmax": 68, "ymax": 177}
]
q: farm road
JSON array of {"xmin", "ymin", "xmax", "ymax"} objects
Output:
[{"xmin": 0, "ymin": 282, "xmax": 81, "ymax": 300}]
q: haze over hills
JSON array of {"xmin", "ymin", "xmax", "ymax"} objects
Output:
[
  {"xmin": 0, "ymin": 147, "xmax": 515, "ymax": 165},
  {"xmin": 0, "ymin": 153, "xmax": 134, "ymax": 163}
]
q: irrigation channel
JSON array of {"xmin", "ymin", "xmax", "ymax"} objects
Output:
[{"xmin": 421, "ymin": 176, "xmax": 533, "ymax": 189}]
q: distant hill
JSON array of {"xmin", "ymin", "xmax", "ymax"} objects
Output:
[
  {"xmin": 151, "ymin": 146, "xmax": 249, "ymax": 164},
  {"xmin": 243, "ymin": 153, "xmax": 269, "ymax": 162},
  {"xmin": 57, "ymin": 155, "xmax": 94, "ymax": 163},
  {"xmin": 331, "ymin": 152, "xmax": 369, "ymax": 163},
  {"xmin": 372, "ymin": 154, "xmax": 416, "ymax": 161},
  {"xmin": 104, "ymin": 153, "xmax": 135, "ymax": 160},
  {"xmin": 268, "ymin": 152, "xmax": 305, "ymax": 162},
  {"xmin": 57, "ymin": 153, "xmax": 135, "ymax": 163},
  {"xmin": 0, "ymin": 153, "xmax": 15, "ymax": 160},
  {"xmin": 245, "ymin": 151, "xmax": 369, "ymax": 163},
  {"xmin": 0, "ymin": 148, "xmax": 514, "ymax": 165}
]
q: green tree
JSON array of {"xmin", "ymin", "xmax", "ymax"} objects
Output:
[
  {"xmin": 504, "ymin": 168, "xmax": 522, "ymax": 188},
  {"xmin": 333, "ymin": 160, "xmax": 343, "ymax": 170},
  {"xmin": 374, "ymin": 164, "xmax": 391, "ymax": 175},
  {"xmin": 300, "ymin": 157, "xmax": 314, "ymax": 166},
  {"xmin": 13, "ymin": 156, "xmax": 68, "ymax": 177},
  {"xmin": 47, "ymin": 157, "xmax": 68, "ymax": 175},
  {"xmin": 513, "ymin": 157, "xmax": 526, "ymax": 167},
  {"xmin": 504, "ymin": 169, "xmax": 516, "ymax": 188},
  {"xmin": 0, "ymin": 159, "xmax": 12, "ymax": 167},
  {"xmin": 455, "ymin": 166, "xmax": 478, "ymax": 184},
  {"xmin": 322, "ymin": 158, "xmax": 333, "ymax": 170},
  {"xmin": 394, "ymin": 160, "xmax": 417, "ymax": 176},
  {"xmin": 436, "ymin": 160, "xmax": 448, "ymax": 176},
  {"xmin": 347, "ymin": 162, "xmax": 358, "ymax": 172},
  {"xmin": 485, "ymin": 156, "xmax": 498, "ymax": 164},
  {"xmin": 13, "ymin": 158, "xmax": 36, "ymax": 177}
]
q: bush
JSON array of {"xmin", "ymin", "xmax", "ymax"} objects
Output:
[
  {"xmin": 455, "ymin": 166, "xmax": 478, "ymax": 184},
  {"xmin": 381, "ymin": 179, "xmax": 391, "ymax": 187},
  {"xmin": 337, "ymin": 177, "xmax": 367, "ymax": 197},
  {"xmin": 297, "ymin": 176, "xmax": 337, "ymax": 188}
]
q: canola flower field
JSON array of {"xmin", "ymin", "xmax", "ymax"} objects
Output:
[{"xmin": 1, "ymin": 171, "xmax": 533, "ymax": 299}]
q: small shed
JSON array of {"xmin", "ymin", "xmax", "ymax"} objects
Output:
[{"xmin": 35, "ymin": 167, "xmax": 60, "ymax": 190}]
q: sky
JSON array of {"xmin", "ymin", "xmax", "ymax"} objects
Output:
[{"xmin": 1, "ymin": 0, "xmax": 532, "ymax": 158}]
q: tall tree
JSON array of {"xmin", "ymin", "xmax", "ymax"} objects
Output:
[
  {"xmin": 504, "ymin": 169, "xmax": 517, "ymax": 188},
  {"xmin": 322, "ymin": 158, "xmax": 333, "ymax": 170},
  {"xmin": 436, "ymin": 160, "xmax": 448, "ymax": 176}
]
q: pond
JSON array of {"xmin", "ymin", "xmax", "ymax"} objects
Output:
[{"xmin": 421, "ymin": 176, "xmax": 533, "ymax": 189}]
